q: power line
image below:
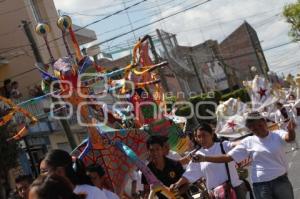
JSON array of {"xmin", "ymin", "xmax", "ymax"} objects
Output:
[
  {"xmin": 62, "ymin": 0, "xmax": 136, "ymax": 13},
  {"xmin": 186, "ymin": 41, "xmax": 295, "ymax": 64},
  {"xmin": 0, "ymin": 0, "xmax": 148, "ymax": 56},
  {"xmin": 93, "ymin": 0, "xmax": 184, "ymax": 37},
  {"xmin": 89, "ymin": 0, "xmax": 212, "ymax": 49},
  {"xmin": 2, "ymin": 38, "xmax": 295, "ymax": 82},
  {"xmin": 65, "ymin": 0, "xmax": 175, "ymax": 17},
  {"xmin": 33, "ymin": 0, "xmax": 148, "ymax": 53},
  {"xmin": 73, "ymin": 0, "xmax": 147, "ymax": 32}
]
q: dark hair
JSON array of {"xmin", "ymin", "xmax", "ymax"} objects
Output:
[
  {"xmin": 245, "ymin": 111, "xmax": 265, "ymax": 127},
  {"xmin": 194, "ymin": 123, "xmax": 213, "ymax": 134},
  {"xmin": 146, "ymin": 135, "xmax": 168, "ymax": 149},
  {"xmin": 4, "ymin": 79, "xmax": 11, "ymax": 86},
  {"xmin": 193, "ymin": 123, "xmax": 219, "ymax": 143},
  {"xmin": 15, "ymin": 175, "xmax": 33, "ymax": 184},
  {"xmin": 86, "ymin": 164, "xmax": 105, "ymax": 177},
  {"xmin": 288, "ymin": 94, "xmax": 295, "ymax": 99},
  {"xmin": 30, "ymin": 174, "xmax": 85, "ymax": 199},
  {"xmin": 43, "ymin": 149, "xmax": 91, "ymax": 186}
]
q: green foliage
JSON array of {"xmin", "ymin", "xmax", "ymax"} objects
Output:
[
  {"xmin": 175, "ymin": 105, "xmax": 191, "ymax": 116},
  {"xmin": 164, "ymin": 96, "xmax": 177, "ymax": 113},
  {"xmin": 221, "ymin": 88, "xmax": 250, "ymax": 102},
  {"xmin": 175, "ymin": 89, "xmax": 250, "ymax": 118},
  {"xmin": 283, "ymin": 1, "xmax": 300, "ymax": 41}
]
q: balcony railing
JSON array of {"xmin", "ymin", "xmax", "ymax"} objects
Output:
[{"xmin": 4, "ymin": 98, "xmax": 80, "ymax": 134}]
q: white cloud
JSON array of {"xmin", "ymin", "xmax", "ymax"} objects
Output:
[
  {"xmin": 53, "ymin": 0, "xmax": 300, "ymax": 75},
  {"xmin": 149, "ymin": 0, "xmax": 300, "ymax": 74}
]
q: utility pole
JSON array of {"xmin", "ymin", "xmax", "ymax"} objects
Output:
[
  {"xmin": 155, "ymin": 29, "xmax": 170, "ymax": 92},
  {"xmin": 156, "ymin": 29, "xmax": 199, "ymax": 126},
  {"xmin": 189, "ymin": 55, "xmax": 205, "ymax": 93},
  {"xmin": 21, "ymin": 20, "xmax": 77, "ymax": 149},
  {"xmin": 21, "ymin": 20, "xmax": 43, "ymax": 63},
  {"xmin": 208, "ymin": 44, "xmax": 233, "ymax": 91},
  {"xmin": 147, "ymin": 35, "xmax": 159, "ymax": 64}
]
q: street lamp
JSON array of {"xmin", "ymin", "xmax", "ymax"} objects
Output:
[
  {"xmin": 249, "ymin": 66, "xmax": 257, "ymax": 79},
  {"xmin": 250, "ymin": 66, "xmax": 257, "ymax": 73}
]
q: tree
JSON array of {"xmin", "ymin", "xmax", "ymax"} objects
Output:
[{"xmin": 283, "ymin": 0, "xmax": 300, "ymax": 41}]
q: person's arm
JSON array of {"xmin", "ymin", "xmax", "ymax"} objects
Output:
[
  {"xmin": 169, "ymin": 176, "xmax": 189, "ymax": 191},
  {"xmin": 170, "ymin": 160, "xmax": 203, "ymax": 192},
  {"xmin": 285, "ymin": 120, "xmax": 296, "ymax": 142},
  {"xmin": 179, "ymin": 154, "xmax": 191, "ymax": 165},
  {"xmin": 193, "ymin": 141, "xmax": 249, "ymax": 164},
  {"xmin": 230, "ymin": 140, "xmax": 241, "ymax": 148},
  {"xmin": 192, "ymin": 154, "xmax": 233, "ymax": 163}
]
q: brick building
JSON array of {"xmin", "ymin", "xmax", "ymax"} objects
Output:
[{"xmin": 219, "ymin": 21, "xmax": 269, "ymax": 85}]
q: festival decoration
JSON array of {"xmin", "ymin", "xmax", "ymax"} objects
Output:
[
  {"xmin": 0, "ymin": 96, "xmax": 38, "ymax": 140},
  {"xmin": 243, "ymin": 75, "xmax": 279, "ymax": 111},
  {"xmin": 31, "ymin": 16, "xmax": 190, "ymax": 197},
  {"xmin": 215, "ymin": 98, "xmax": 249, "ymax": 139}
]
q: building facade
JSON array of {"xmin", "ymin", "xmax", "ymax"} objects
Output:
[
  {"xmin": 219, "ymin": 21, "xmax": 269, "ymax": 85},
  {"xmin": 0, "ymin": 0, "xmax": 97, "ymax": 188},
  {"xmin": 0, "ymin": 0, "xmax": 96, "ymax": 97}
]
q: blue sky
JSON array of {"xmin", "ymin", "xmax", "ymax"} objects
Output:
[{"xmin": 53, "ymin": 0, "xmax": 300, "ymax": 76}]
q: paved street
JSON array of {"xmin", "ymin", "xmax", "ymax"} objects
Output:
[{"xmin": 287, "ymin": 135, "xmax": 300, "ymax": 198}]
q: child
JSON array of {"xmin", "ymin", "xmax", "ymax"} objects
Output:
[{"xmin": 141, "ymin": 135, "xmax": 189, "ymax": 199}]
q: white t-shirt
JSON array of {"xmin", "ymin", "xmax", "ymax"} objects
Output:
[
  {"xmin": 183, "ymin": 141, "xmax": 242, "ymax": 190},
  {"xmin": 74, "ymin": 184, "xmax": 108, "ymax": 199},
  {"xmin": 103, "ymin": 188, "xmax": 119, "ymax": 199},
  {"xmin": 228, "ymin": 130, "xmax": 288, "ymax": 183}
]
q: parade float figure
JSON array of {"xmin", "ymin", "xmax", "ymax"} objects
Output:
[
  {"xmin": 243, "ymin": 75, "xmax": 280, "ymax": 111},
  {"xmin": 33, "ymin": 15, "xmax": 189, "ymax": 198},
  {"xmin": 215, "ymin": 98, "xmax": 249, "ymax": 139}
]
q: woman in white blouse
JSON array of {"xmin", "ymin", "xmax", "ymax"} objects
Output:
[
  {"xmin": 170, "ymin": 123, "xmax": 247, "ymax": 199},
  {"xmin": 192, "ymin": 111, "xmax": 296, "ymax": 199}
]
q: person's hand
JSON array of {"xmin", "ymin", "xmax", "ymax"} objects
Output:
[
  {"xmin": 169, "ymin": 183, "xmax": 178, "ymax": 192},
  {"xmin": 287, "ymin": 120, "xmax": 296, "ymax": 132},
  {"xmin": 192, "ymin": 154, "xmax": 205, "ymax": 162}
]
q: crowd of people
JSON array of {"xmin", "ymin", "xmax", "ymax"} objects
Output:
[
  {"xmin": 2, "ymin": 75, "xmax": 299, "ymax": 199},
  {"xmin": 0, "ymin": 79, "xmax": 22, "ymax": 100},
  {"xmin": 0, "ymin": 78, "xmax": 45, "ymax": 101},
  {"xmin": 10, "ymin": 110, "xmax": 297, "ymax": 199}
]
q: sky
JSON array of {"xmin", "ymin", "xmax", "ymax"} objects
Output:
[{"xmin": 53, "ymin": 0, "xmax": 300, "ymax": 76}]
